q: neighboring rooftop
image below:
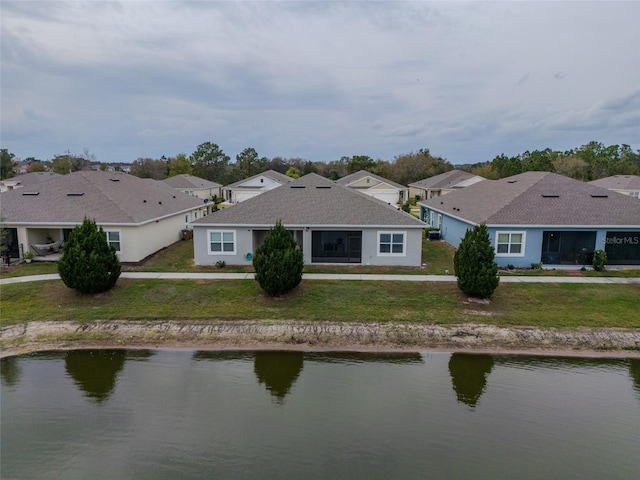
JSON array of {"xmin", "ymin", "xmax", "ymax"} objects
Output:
[
  {"xmin": 419, "ymin": 171, "xmax": 640, "ymax": 226},
  {"xmin": 1, "ymin": 170, "xmax": 205, "ymax": 225},
  {"xmin": 589, "ymin": 175, "xmax": 640, "ymax": 191},
  {"xmin": 336, "ymin": 170, "xmax": 407, "ymax": 190},
  {"xmin": 224, "ymin": 170, "xmax": 292, "ymax": 189},
  {"xmin": 192, "ymin": 173, "xmax": 425, "ymax": 227},
  {"xmin": 408, "ymin": 169, "xmax": 483, "ymax": 189},
  {"xmin": 162, "ymin": 174, "xmax": 222, "ymax": 190},
  {"xmin": 0, "ymin": 172, "xmax": 61, "ymax": 192}
]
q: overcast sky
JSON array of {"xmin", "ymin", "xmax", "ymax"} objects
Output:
[{"xmin": 2, "ymin": 1, "xmax": 639, "ymax": 166}]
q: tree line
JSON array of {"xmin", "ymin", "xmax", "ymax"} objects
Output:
[{"xmin": 2, "ymin": 141, "xmax": 638, "ymax": 185}]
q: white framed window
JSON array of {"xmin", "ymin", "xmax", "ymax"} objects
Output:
[
  {"xmin": 437, "ymin": 214, "xmax": 442, "ymax": 229},
  {"xmin": 378, "ymin": 231, "xmax": 406, "ymax": 256},
  {"xmin": 429, "ymin": 211, "xmax": 434, "ymax": 227},
  {"xmin": 105, "ymin": 230, "xmax": 121, "ymax": 253},
  {"xmin": 208, "ymin": 230, "xmax": 236, "ymax": 255},
  {"xmin": 496, "ymin": 231, "xmax": 525, "ymax": 256}
]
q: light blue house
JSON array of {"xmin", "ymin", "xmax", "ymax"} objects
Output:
[{"xmin": 419, "ymin": 172, "xmax": 640, "ymax": 268}]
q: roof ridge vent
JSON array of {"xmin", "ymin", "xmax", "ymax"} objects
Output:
[
  {"xmin": 590, "ymin": 193, "xmax": 608, "ymax": 198},
  {"xmin": 316, "ymin": 185, "xmax": 331, "ymax": 189},
  {"xmin": 291, "ymin": 185, "xmax": 306, "ymax": 189},
  {"xmin": 109, "ymin": 178, "xmax": 120, "ymax": 182},
  {"xmin": 507, "ymin": 180, "xmax": 517, "ymax": 183},
  {"xmin": 22, "ymin": 191, "xmax": 40, "ymax": 196},
  {"xmin": 67, "ymin": 192, "xmax": 85, "ymax": 197},
  {"xmin": 541, "ymin": 194, "xmax": 559, "ymax": 198}
]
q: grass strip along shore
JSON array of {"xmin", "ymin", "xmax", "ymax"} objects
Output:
[{"xmin": 2, "ymin": 240, "xmax": 639, "ymax": 355}]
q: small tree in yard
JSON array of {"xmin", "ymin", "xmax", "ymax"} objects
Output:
[
  {"xmin": 253, "ymin": 221, "xmax": 304, "ymax": 297},
  {"xmin": 453, "ymin": 224, "xmax": 499, "ymax": 299},
  {"xmin": 58, "ymin": 218, "xmax": 121, "ymax": 294}
]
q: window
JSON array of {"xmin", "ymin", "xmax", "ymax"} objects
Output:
[
  {"xmin": 437, "ymin": 214, "xmax": 442, "ymax": 229},
  {"xmin": 208, "ymin": 230, "xmax": 236, "ymax": 255},
  {"xmin": 496, "ymin": 232, "xmax": 525, "ymax": 256},
  {"xmin": 105, "ymin": 230, "xmax": 121, "ymax": 253},
  {"xmin": 378, "ymin": 231, "xmax": 406, "ymax": 256}
]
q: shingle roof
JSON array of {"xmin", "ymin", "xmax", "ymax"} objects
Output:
[
  {"xmin": 419, "ymin": 171, "xmax": 640, "ymax": 226},
  {"xmin": 589, "ymin": 175, "xmax": 640, "ymax": 190},
  {"xmin": 1, "ymin": 170, "xmax": 205, "ymax": 225},
  {"xmin": 223, "ymin": 170, "xmax": 292, "ymax": 189},
  {"xmin": 192, "ymin": 173, "xmax": 425, "ymax": 227},
  {"xmin": 0, "ymin": 172, "xmax": 61, "ymax": 187},
  {"xmin": 408, "ymin": 169, "xmax": 481, "ymax": 189},
  {"xmin": 336, "ymin": 170, "xmax": 407, "ymax": 190},
  {"xmin": 162, "ymin": 174, "xmax": 221, "ymax": 189}
]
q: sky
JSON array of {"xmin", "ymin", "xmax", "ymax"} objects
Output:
[{"xmin": 1, "ymin": 1, "xmax": 639, "ymax": 166}]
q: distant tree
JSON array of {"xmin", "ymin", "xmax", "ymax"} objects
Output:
[
  {"xmin": 372, "ymin": 159, "xmax": 393, "ymax": 180},
  {"xmin": 552, "ymin": 156, "xmax": 590, "ymax": 180},
  {"xmin": 265, "ymin": 156, "xmax": 289, "ymax": 174},
  {"xmin": 129, "ymin": 158, "xmax": 168, "ymax": 180},
  {"xmin": 26, "ymin": 160, "xmax": 47, "ymax": 173},
  {"xmin": 469, "ymin": 162, "xmax": 499, "ymax": 180},
  {"xmin": 190, "ymin": 142, "xmax": 230, "ymax": 183},
  {"xmin": 1, "ymin": 149, "xmax": 17, "ymax": 179},
  {"xmin": 253, "ymin": 221, "xmax": 304, "ymax": 297},
  {"xmin": 490, "ymin": 154, "xmax": 522, "ymax": 178},
  {"xmin": 453, "ymin": 224, "xmax": 499, "ymax": 299},
  {"xmin": 285, "ymin": 167, "xmax": 301, "ymax": 178},
  {"xmin": 51, "ymin": 151, "xmax": 90, "ymax": 174},
  {"xmin": 236, "ymin": 147, "xmax": 267, "ymax": 178},
  {"xmin": 302, "ymin": 161, "xmax": 318, "ymax": 175},
  {"xmin": 57, "ymin": 218, "xmax": 121, "ymax": 294},
  {"xmin": 167, "ymin": 153, "xmax": 192, "ymax": 177},
  {"xmin": 520, "ymin": 149, "xmax": 556, "ymax": 173},
  {"xmin": 346, "ymin": 155, "xmax": 376, "ymax": 174},
  {"xmin": 392, "ymin": 148, "xmax": 452, "ymax": 185}
]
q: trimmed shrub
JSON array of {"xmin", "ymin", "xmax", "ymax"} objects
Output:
[
  {"xmin": 253, "ymin": 221, "xmax": 304, "ymax": 297},
  {"xmin": 453, "ymin": 224, "xmax": 500, "ymax": 299},
  {"xmin": 57, "ymin": 218, "xmax": 121, "ymax": 294},
  {"xmin": 592, "ymin": 249, "xmax": 607, "ymax": 272}
]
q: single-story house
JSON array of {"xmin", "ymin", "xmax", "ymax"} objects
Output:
[
  {"xmin": 1, "ymin": 170, "xmax": 209, "ymax": 263},
  {"xmin": 336, "ymin": 170, "xmax": 409, "ymax": 205},
  {"xmin": 222, "ymin": 170, "xmax": 292, "ymax": 204},
  {"xmin": 162, "ymin": 174, "xmax": 222, "ymax": 201},
  {"xmin": 418, "ymin": 171, "xmax": 640, "ymax": 268},
  {"xmin": 0, "ymin": 172, "xmax": 61, "ymax": 193},
  {"xmin": 409, "ymin": 170, "xmax": 485, "ymax": 200},
  {"xmin": 191, "ymin": 173, "xmax": 427, "ymax": 266},
  {"xmin": 589, "ymin": 175, "xmax": 640, "ymax": 199}
]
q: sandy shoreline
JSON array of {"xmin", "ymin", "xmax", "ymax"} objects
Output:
[{"xmin": 2, "ymin": 320, "xmax": 639, "ymax": 358}]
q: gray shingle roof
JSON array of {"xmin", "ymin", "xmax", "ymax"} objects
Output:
[
  {"xmin": 1, "ymin": 170, "xmax": 205, "ymax": 225},
  {"xmin": 1, "ymin": 172, "xmax": 61, "ymax": 188},
  {"xmin": 223, "ymin": 170, "xmax": 292, "ymax": 189},
  {"xmin": 408, "ymin": 169, "xmax": 481, "ymax": 189},
  {"xmin": 419, "ymin": 171, "xmax": 640, "ymax": 226},
  {"xmin": 336, "ymin": 170, "xmax": 407, "ymax": 190},
  {"xmin": 192, "ymin": 173, "xmax": 425, "ymax": 227},
  {"xmin": 589, "ymin": 175, "xmax": 640, "ymax": 190},
  {"xmin": 162, "ymin": 174, "xmax": 221, "ymax": 189}
]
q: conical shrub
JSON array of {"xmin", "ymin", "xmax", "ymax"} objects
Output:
[
  {"xmin": 57, "ymin": 218, "xmax": 121, "ymax": 294},
  {"xmin": 453, "ymin": 224, "xmax": 499, "ymax": 299}
]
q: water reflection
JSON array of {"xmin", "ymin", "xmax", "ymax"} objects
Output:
[
  {"xmin": 254, "ymin": 351, "xmax": 304, "ymax": 402},
  {"xmin": 630, "ymin": 359, "xmax": 640, "ymax": 397},
  {"xmin": 0, "ymin": 357, "xmax": 21, "ymax": 386},
  {"xmin": 448, "ymin": 353, "xmax": 494, "ymax": 408},
  {"xmin": 64, "ymin": 350, "xmax": 126, "ymax": 402}
]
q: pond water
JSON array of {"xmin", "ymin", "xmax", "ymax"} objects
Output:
[{"xmin": 1, "ymin": 350, "xmax": 639, "ymax": 480}]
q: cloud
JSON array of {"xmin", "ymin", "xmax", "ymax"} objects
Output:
[{"xmin": 1, "ymin": 1, "xmax": 638, "ymax": 165}]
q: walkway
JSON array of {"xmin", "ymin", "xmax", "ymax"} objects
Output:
[{"xmin": 2, "ymin": 272, "xmax": 639, "ymax": 285}]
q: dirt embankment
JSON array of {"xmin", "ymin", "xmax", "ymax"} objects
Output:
[{"xmin": 2, "ymin": 320, "xmax": 639, "ymax": 358}]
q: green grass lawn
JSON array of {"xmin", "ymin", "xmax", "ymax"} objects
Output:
[{"xmin": 2, "ymin": 278, "xmax": 639, "ymax": 329}]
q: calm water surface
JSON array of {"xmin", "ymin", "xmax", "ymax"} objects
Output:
[{"xmin": 1, "ymin": 350, "xmax": 639, "ymax": 480}]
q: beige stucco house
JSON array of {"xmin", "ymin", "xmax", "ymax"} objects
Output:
[
  {"xmin": 336, "ymin": 170, "xmax": 408, "ymax": 205},
  {"xmin": 221, "ymin": 170, "xmax": 292, "ymax": 204},
  {"xmin": 162, "ymin": 174, "xmax": 222, "ymax": 201},
  {"xmin": 1, "ymin": 170, "xmax": 209, "ymax": 263},
  {"xmin": 409, "ymin": 170, "xmax": 485, "ymax": 200}
]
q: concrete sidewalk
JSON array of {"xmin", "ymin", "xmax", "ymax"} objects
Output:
[{"xmin": 2, "ymin": 272, "xmax": 639, "ymax": 285}]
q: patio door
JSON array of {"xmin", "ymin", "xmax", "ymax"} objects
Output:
[{"xmin": 311, "ymin": 231, "xmax": 362, "ymax": 263}]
